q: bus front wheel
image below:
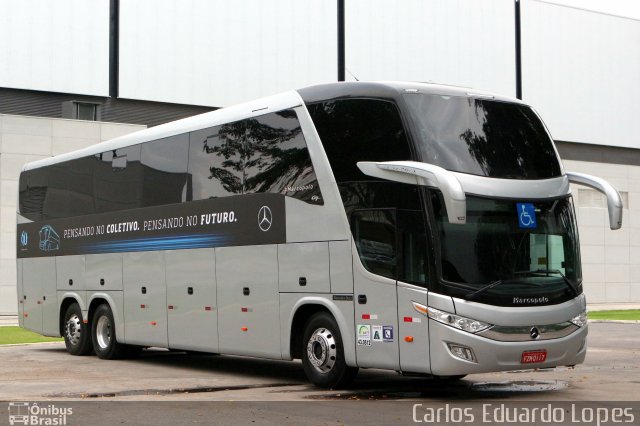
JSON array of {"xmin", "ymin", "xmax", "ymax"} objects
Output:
[
  {"xmin": 63, "ymin": 303, "xmax": 93, "ymax": 356},
  {"xmin": 91, "ymin": 304, "xmax": 139, "ymax": 359},
  {"xmin": 301, "ymin": 312, "xmax": 358, "ymax": 388}
]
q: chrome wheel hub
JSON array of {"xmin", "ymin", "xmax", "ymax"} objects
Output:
[
  {"xmin": 306, "ymin": 328, "xmax": 337, "ymax": 374},
  {"xmin": 96, "ymin": 316, "xmax": 112, "ymax": 349},
  {"xmin": 65, "ymin": 314, "xmax": 82, "ymax": 346}
]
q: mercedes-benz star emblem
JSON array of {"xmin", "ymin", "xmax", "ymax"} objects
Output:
[
  {"xmin": 258, "ymin": 206, "xmax": 273, "ymax": 232},
  {"xmin": 530, "ymin": 327, "xmax": 540, "ymax": 340}
]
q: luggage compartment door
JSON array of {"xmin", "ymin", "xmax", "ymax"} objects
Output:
[
  {"xmin": 123, "ymin": 251, "xmax": 167, "ymax": 347},
  {"xmin": 216, "ymin": 245, "xmax": 280, "ymax": 358},
  {"xmin": 166, "ymin": 249, "xmax": 218, "ymax": 352},
  {"xmin": 22, "ymin": 258, "xmax": 55, "ymax": 333}
]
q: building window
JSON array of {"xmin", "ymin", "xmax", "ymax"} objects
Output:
[
  {"xmin": 76, "ymin": 102, "xmax": 97, "ymax": 120},
  {"xmin": 61, "ymin": 100, "xmax": 101, "ymax": 121}
]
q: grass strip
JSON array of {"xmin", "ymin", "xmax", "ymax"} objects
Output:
[{"xmin": 0, "ymin": 326, "xmax": 63, "ymax": 345}]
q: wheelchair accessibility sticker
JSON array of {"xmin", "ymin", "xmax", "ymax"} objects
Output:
[{"xmin": 517, "ymin": 203, "xmax": 537, "ymax": 229}]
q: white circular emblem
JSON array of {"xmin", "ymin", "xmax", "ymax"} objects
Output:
[{"xmin": 258, "ymin": 206, "xmax": 273, "ymax": 232}]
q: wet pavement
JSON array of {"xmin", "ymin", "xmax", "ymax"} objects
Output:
[
  {"xmin": 0, "ymin": 322, "xmax": 637, "ymax": 403},
  {"xmin": 0, "ymin": 323, "xmax": 638, "ymax": 425}
]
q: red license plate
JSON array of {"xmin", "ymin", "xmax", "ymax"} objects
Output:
[{"xmin": 521, "ymin": 350, "xmax": 547, "ymax": 364}]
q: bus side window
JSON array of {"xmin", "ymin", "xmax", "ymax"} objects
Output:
[
  {"xmin": 352, "ymin": 209, "xmax": 397, "ymax": 280},
  {"xmin": 189, "ymin": 123, "xmax": 245, "ymax": 199},
  {"xmin": 306, "ymin": 99, "xmax": 412, "ymax": 183},
  {"xmin": 141, "ymin": 134, "xmax": 190, "ymax": 206},
  {"xmin": 94, "ymin": 146, "xmax": 142, "ymax": 213},
  {"xmin": 67, "ymin": 157, "xmax": 96, "ymax": 216},
  {"xmin": 243, "ymin": 109, "xmax": 322, "ymax": 204},
  {"xmin": 188, "ymin": 109, "xmax": 322, "ymax": 203}
]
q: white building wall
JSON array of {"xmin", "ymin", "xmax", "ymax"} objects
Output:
[
  {"xmin": 564, "ymin": 159, "xmax": 640, "ymax": 303},
  {"xmin": 118, "ymin": 0, "xmax": 337, "ymax": 107},
  {"xmin": 0, "ymin": 115, "xmax": 145, "ymax": 314},
  {"xmin": 345, "ymin": 0, "xmax": 517, "ymax": 97},
  {"xmin": 0, "ymin": 0, "xmax": 109, "ymax": 96},
  {"xmin": 522, "ymin": 0, "xmax": 640, "ymax": 148}
]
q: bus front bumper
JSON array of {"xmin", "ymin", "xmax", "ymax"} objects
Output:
[{"xmin": 428, "ymin": 320, "xmax": 588, "ymax": 376}]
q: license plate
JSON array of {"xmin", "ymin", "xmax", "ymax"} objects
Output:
[{"xmin": 521, "ymin": 350, "xmax": 547, "ymax": 364}]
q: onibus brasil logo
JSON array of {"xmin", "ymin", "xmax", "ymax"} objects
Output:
[{"xmin": 7, "ymin": 402, "xmax": 72, "ymax": 425}]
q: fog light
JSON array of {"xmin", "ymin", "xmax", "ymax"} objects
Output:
[{"xmin": 447, "ymin": 343, "xmax": 477, "ymax": 363}]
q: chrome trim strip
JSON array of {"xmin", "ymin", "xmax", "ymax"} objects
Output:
[{"xmin": 477, "ymin": 322, "xmax": 579, "ymax": 342}]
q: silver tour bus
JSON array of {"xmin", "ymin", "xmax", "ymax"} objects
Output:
[{"xmin": 16, "ymin": 82, "xmax": 622, "ymax": 388}]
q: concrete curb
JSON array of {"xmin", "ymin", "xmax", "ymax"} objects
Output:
[
  {"xmin": 588, "ymin": 319, "xmax": 640, "ymax": 324},
  {"xmin": 0, "ymin": 341, "xmax": 63, "ymax": 348}
]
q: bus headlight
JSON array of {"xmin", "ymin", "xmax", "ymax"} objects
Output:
[
  {"xmin": 570, "ymin": 311, "xmax": 588, "ymax": 327},
  {"xmin": 412, "ymin": 302, "xmax": 492, "ymax": 334}
]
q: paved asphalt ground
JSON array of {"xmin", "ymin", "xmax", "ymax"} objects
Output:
[{"xmin": 0, "ymin": 322, "xmax": 638, "ymax": 425}]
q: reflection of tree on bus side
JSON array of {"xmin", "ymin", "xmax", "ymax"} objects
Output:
[{"xmin": 202, "ymin": 110, "xmax": 311, "ymax": 194}]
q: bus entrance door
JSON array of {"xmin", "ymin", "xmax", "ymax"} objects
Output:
[{"xmin": 351, "ymin": 209, "xmax": 401, "ymax": 370}]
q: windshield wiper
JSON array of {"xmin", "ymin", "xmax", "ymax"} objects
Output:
[
  {"xmin": 465, "ymin": 280, "xmax": 504, "ymax": 300},
  {"xmin": 513, "ymin": 269, "xmax": 578, "ymax": 297}
]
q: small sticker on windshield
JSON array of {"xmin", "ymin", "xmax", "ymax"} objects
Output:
[{"xmin": 517, "ymin": 203, "xmax": 537, "ymax": 229}]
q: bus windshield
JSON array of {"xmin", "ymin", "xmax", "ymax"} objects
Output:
[
  {"xmin": 431, "ymin": 193, "xmax": 582, "ymax": 305},
  {"xmin": 404, "ymin": 94, "xmax": 562, "ymax": 179}
]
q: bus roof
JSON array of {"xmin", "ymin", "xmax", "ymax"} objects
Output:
[{"xmin": 21, "ymin": 81, "xmax": 523, "ymax": 172}]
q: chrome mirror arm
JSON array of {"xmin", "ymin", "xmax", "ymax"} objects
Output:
[
  {"xmin": 566, "ymin": 171, "xmax": 623, "ymax": 230},
  {"xmin": 357, "ymin": 161, "xmax": 466, "ymax": 224}
]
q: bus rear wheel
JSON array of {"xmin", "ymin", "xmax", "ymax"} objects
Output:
[
  {"xmin": 301, "ymin": 312, "xmax": 358, "ymax": 388},
  {"xmin": 63, "ymin": 303, "xmax": 93, "ymax": 356},
  {"xmin": 91, "ymin": 304, "xmax": 139, "ymax": 359}
]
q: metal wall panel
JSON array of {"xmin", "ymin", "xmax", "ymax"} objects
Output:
[
  {"xmin": 119, "ymin": 0, "xmax": 337, "ymax": 107},
  {"xmin": 345, "ymin": 0, "xmax": 516, "ymax": 97},
  {"xmin": 0, "ymin": 0, "xmax": 109, "ymax": 96},
  {"xmin": 522, "ymin": 0, "xmax": 640, "ymax": 148}
]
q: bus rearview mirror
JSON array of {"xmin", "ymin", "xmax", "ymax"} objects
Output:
[
  {"xmin": 566, "ymin": 171, "xmax": 623, "ymax": 230},
  {"xmin": 357, "ymin": 160, "xmax": 466, "ymax": 225}
]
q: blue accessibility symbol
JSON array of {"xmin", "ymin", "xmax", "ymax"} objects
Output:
[
  {"xmin": 516, "ymin": 203, "xmax": 537, "ymax": 229},
  {"xmin": 20, "ymin": 230, "xmax": 28, "ymax": 246}
]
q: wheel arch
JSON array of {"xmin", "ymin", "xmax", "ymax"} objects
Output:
[
  {"xmin": 87, "ymin": 292, "xmax": 126, "ymax": 344},
  {"xmin": 286, "ymin": 296, "xmax": 356, "ymax": 367}
]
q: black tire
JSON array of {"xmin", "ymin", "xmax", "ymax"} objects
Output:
[
  {"xmin": 62, "ymin": 303, "xmax": 93, "ymax": 356},
  {"xmin": 91, "ymin": 304, "xmax": 138, "ymax": 359},
  {"xmin": 301, "ymin": 312, "xmax": 358, "ymax": 388}
]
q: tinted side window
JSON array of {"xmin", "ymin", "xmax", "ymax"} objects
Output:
[
  {"xmin": 352, "ymin": 209, "xmax": 397, "ymax": 280},
  {"xmin": 307, "ymin": 99, "xmax": 412, "ymax": 183},
  {"xmin": 67, "ymin": 157, "xmax": 96, "ymax": 216},
  {"xmin": 189, "ymin": 122, "xmax": 245, "ymax": 199},
  {"xmin": 243, "ymin": 110, "xmax": 321, "ymax": 203},
  {"xmin": 141, "ymin": 134, "xmax": 190, "ymax": 207},
  {"xmin": 342, "ymin": 183, "xmax": 429, "ymax": 286},
  {"xmin": 94, "ymin": 146, "xmax": 142, "ymax": 213},
  {"xmin": 189, "ymin": 109, "xmax": 321, "ymax": 203},
  {"xmin": 19, "ymin": 169, "xmax": 48, "ymax": 221}
]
